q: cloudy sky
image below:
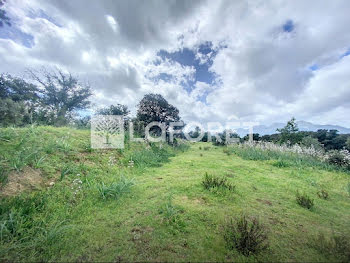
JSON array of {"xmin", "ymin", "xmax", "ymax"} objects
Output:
[{"xmin": 1, "ymin": 0, "xmax": 350, "ymax": 127}]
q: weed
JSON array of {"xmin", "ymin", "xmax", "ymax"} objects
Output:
[
  {"xmin": 223, "ymin": 148, "xmax": 231, "ymax": 156},
  {"xmin": 296, "ymin": 192, "xmax": 314, "ymax": 209},
  {"xmin": 32, "ymin": 153, "xmax": 47, "ymax": 169},
  {"xmin": 272, "ymin": 159, "xmax": 290, "ymax": 168},
  {"xmin": 202, "ymin": 173, "xmax": 235, "ymax": 192},
  {"xmin": 313, "ymin": 231, "xmax": 350, "ymax": 261},
  {"xmin": 317, "ymin": 189, "xmax": 329, "ymax": 200},
  {"xmin": 98, "ymin": 176, "xmax": 134, "ymax": 200},
  {"xmin": 203, "ymin": 146, "xmax": 210, "ymax": 151},
  {"xmin": 223, "ymin": 215, "xmax": 269, "ymax": 256},
  {"xmin": 159, "ymin": 197, "xmax": 186, "ymax": 232},
  {"xmin": 200, "ymin": 153, "xmax": 203, "ymax": 157},
  {"xmin": 347, "ymin": 182, "xmax": 350, "ymax": 197}
]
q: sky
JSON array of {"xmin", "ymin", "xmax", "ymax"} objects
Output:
[{"xmin": 1, "ymin": 0, "xmax": 350, "ymax": 128}]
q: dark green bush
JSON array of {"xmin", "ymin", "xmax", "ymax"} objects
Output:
[
  {"xmin": 296, "ymin": 192, "xmax": 314, "ymax": 209},
  {"xmin": 98, "ymin": 176, "xmax": 134, "ymax": 200},
  {"xmin": 223, "ymin": 215, "xmax": 269, "ymax": 256},
  {"xmin": 313, "ymin": 232, "xmax": 350, "ymax": 262},
  {"xmin": 202, "ymin": 173, "xmax": 235, "ymax": 192}
]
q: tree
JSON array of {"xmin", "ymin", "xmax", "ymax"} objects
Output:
[
  {"xmin": 301, "ymin": 136, "xmax": 323, "ymax": 151},
  {"xmin": 0, "ymin": 74, "xmax": 38, "ymax": 102},
  {"xmin": 0, "ymin": 0, "xmax": 11, "ymax": 27},
  {"xmin": 96, "ymin": 104, "xmax": 129, "ymax": 116},
  {"xmin": 276, "ymin": 117, "xmax": 302, "ymax": 145},
  {"xmin": 136, "ymin": 94, "xmax": 180, "ymax": 137},
  {"xmin": 0, "ymin": 74, "xmax": 39, "ymax": 126},
  {"xmin": 30, "ymin": 69, "xmax": 92, "ymax": 125},
  {"xmin": 346, "ymin": 137, "xmax": 350, "ymax": 151}
]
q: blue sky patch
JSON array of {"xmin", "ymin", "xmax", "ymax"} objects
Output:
[
  {"xmin": 155, "ymin": 42, "xmax": 222, "ymax": 94},
  {"xmin": 0, "ymin": 26, "xmax": 34, "ymax": 48},
  {"xmin": 283, "ymin": 20, "xmax": 294, "ymax": 32},
  {"xmin": 340, "ymin": 48, "xmax": 350, "ymax": 58},
  {"xmin": 309, "ymin": 64, "xmax": 319, "ymax": 71}
]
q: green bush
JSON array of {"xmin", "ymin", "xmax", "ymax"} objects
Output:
[
  {"xmin": 313, "ymin": 232, "xmax": 350, "ymax": 262},
  {"xmin": 98, "ymin": 176, "xmax": 134, "ymax": 200},
  {"xmin": 223, "ymin": 215, "xmax": 269, "ymax": 256},
  {"xmin": 125, "ymin": 143, "xmax": 175, "ymax": 169},
  {"xmin": 326, "ymin": 150, "xmax": 350, "ymax": 170},
  {"xmin": 202, "ymin": 173, "xmax": 235, "ymax": 192},
  {"xmin": 296, "ymin": 192, "xmax": 314, "ymax": 209},
  {"xmin": 272, "ymin": 159, "xmax": 290, "ymax": 168}
]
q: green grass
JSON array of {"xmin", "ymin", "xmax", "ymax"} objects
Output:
[{"xmin": 0, "ymin": 127, "xmax": 350, "ymax": 262}]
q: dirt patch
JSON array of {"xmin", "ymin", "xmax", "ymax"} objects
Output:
[
  {"xmin": 256, "ymin": 198, "xmax": 273, "ymax": 206},
  {"xmin": 1, "ymin": 167, "xmax": 44, "ymax": 196},
  {"xmin": 130, "ymin": 226, "xmax": 154, "ymax": 244}
]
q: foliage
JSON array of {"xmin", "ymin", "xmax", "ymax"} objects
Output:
[
  {"xmin": 301, "ymin": 136, "xmax": 324, "ymax": 151},
  {"xmin": 98, "ymin": 176, "xmax": 134, "ymax": 200},
  {"xmin": 29, "ymin": 69, "xmax": 92, "ymax": 126},
  {"xmin": 228, "ymin": 142, "xmax": 346, "ymax": 172},
  {"xmin": 223, "ymin": 215, "xmax": 269, "ymax": 256},
  {"xmin": 325, "ymin": 150, "xmax": 350, "ymax": 170},
  {"xmin": 124, "ymin": 143, "xmax": 175, "ymax": 169},
  {"xmin": 296, "ymin": 192, "xmax": 314, "ymax": 209},
  {"xmin": 96, "ymin": 104, "xmax": 129, "ymax": 116},
  {"xmin": 276, "ymin": 117, "xmax": 302, "ymax": 145},
  {"xmin": 136, "ymin": 93, "xmax": 180, "ymax": 139},
  {"xmin": 313, "ymin": 231, "xmax": 350, "ymax": 262},
  {"xmin": 158, "ymin": 197, "xmax": 185, "ymax": 230},
  {"xmin": 346, "ymin": 137, "xmax": 350, "ymax": 151},
  {"xmin": 137, "ymin": 94, "xmax": 180, "ymax": 125},
  {"xmin": 202, "ymin": 173, "xmax": 235, "ymax": 191},
  {"xmin": 272, "ymin": 158, "xmax": 290, "ymax": 168}
]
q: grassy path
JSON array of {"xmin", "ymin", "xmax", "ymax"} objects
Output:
[{"xmin": 60, "ymin": 143, "xmax": 350, "ymax": 262}]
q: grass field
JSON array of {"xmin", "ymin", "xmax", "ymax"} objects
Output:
[{"xmin": 1, "ymin": 127, "xmax": 350, "ymax": 262}]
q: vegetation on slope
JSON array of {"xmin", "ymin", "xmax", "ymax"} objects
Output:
[{"xmin": 1, "ymin": 127, "xmax": 350, "ymax": 262}]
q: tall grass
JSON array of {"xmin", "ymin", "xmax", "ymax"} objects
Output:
[
  {"xmin": 228, "ymin": 143, "xmax": 343, "ymax": 172},
  {"xmin": 98, "ymin": 176, "xmax": 134, "ymax": 200},
  {"xmin": 124, "ymin": 143, "xmax": 180, "ymax": 169}
]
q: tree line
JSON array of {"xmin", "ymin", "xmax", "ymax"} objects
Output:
[{"xmin": 1, "ymin": 70, "xmax": 349, "ymax": 151}]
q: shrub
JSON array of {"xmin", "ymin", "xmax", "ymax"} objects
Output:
[
  {"xmin": 317, "ymin": 189, "xmax": 329, "ymax": 200},
  {"xmin": 98, "ymin": 176, "xmax": 134, "ymax": 200},
  {"xmin": 313, "ymin": 231, "xmax": 350, "ymax": 261},
  {"xmin": 223, "ymin": 215, "xmax": 269, "ymax": 256},
  {"xmin": 125, "ymin": 143, "xmax": 175, "ymax": 169},
  {"xmin": 202, "ymin": 173, "xmax": 235, "ymax": 192},
  {"xmin": 326, "ymin": 150, "xmax": 350, "ymax": 170},
  {"xmin": 158, "ymin": 197, "xmax": 186, "ymax": 233},
  {"xmin": 272, "ymin": 159, "xmax": 290, "ymax": 168},
  {"xmin": 296, "ymin": 192, "xmax": 314, "ymax": 209}
]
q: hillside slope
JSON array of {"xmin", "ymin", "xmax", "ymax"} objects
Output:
[{"xmin": 0, "ymin": 127, "xmax": 350, "ymax": 262}]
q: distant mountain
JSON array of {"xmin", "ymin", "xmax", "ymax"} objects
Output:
[{"xmin": 235, "ymin": 121, "xmax": 350, "ymax": 137}]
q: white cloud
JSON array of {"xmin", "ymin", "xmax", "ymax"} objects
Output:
[{"xmin": 1, "ymin": 0, "xmax": 350, "ymax": 127}]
